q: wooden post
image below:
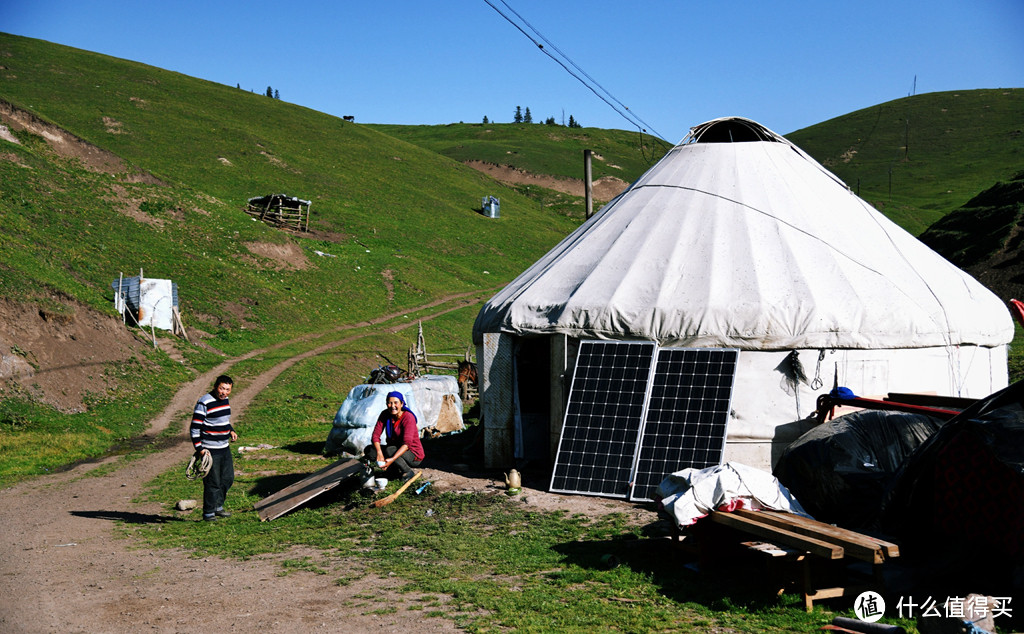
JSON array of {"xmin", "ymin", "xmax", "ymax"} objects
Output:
[{"xmin": 584, "ymin": 149, "xmax": 593, "ymax": 219}]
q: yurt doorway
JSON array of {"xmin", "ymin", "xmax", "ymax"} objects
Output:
[{"xmin": 513, "ymin": 337, "xmax": 551, "ymax": 467}]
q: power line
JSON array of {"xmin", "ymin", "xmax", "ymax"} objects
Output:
[{"xmin": 482, "ymin": 0, "xmax": 669, "ymax": 145}]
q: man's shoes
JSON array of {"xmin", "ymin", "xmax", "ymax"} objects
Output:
[
  {"xmin": 214, "ymin": 509, "xmax": 231, "ymax": 518},
  {"xmin": 400, "ymin": 471, "xmax": 416, "ymax": 483},
  {"xmin": 203, "ymin": 514, "xmax": 218, "ymax": 521}
]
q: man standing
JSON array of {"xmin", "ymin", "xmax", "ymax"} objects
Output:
[{"xmin": 190, "ymin": 375, "xmax": 237, "ymax": 521}]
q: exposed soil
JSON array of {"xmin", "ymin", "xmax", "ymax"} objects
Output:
[
  {"xmin": 243, "ymin": 240, "xmax": 311, "ymax": 270},
  {"xmin": 0, "ymin": 99, "xmax": 164, "ymax": 184},
  {"xmin": 464, "ymin": 160, "xmax": 630, "ymax": 202},
  {"xmin": 0, "ymin": 296, "xmax": 656, "ymax": 633},
  {"xmin": 0, "ymin": 297, "xmax": 154, "ymax": 412}
]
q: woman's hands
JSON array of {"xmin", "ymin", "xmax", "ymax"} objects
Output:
[{"xmin": 376, "ymin": 445, "xmax": 408, "ymax": 470}]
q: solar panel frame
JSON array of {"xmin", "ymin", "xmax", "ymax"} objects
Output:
[
  {"xmin": 628, "ymin": 347, "xmax": 739, "ymax": 502},
  {"xmin": 549, "ymin": 340, "xmax": 657, "ymax": 498}
]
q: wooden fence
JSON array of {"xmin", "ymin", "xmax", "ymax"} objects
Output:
[{"xmin": 244, "ymin": 194, "xmax": 311, "ymax": 231}]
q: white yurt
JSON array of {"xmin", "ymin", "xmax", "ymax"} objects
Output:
[{"xmin": 472, "ymin": 117, "xmax": 1013, "ymax": 472}]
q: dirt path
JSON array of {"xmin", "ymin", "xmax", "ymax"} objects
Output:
[{"xmin": 0, "ymin": 293, "xmax": 653, "ymax": 633}]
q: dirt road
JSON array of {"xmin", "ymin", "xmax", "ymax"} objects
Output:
[{"xmin": 0, "ymin": 295, "xmax": 652, "ymax": 633}]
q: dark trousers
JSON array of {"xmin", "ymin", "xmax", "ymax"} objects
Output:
[
  {"xmin": 203, "ymin": 448, "xmax": 234, "ymax": 515},
  {"xmin": 363, "ymin": 444, "xmax": 421, "ymax": 478}
]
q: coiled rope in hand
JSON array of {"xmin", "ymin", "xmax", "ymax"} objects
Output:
[{"xmin": 185, "ymin": 450, "xmax": 213, "ymax": 481}]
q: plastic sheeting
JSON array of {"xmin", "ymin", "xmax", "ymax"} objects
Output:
[
  {"xmin": 323, "ymin": 376, "xmax": 462, "ymax": 457},
  {"xmin": 773, "ymin": 410, "xmax": 943, "ymax": 530},
  {"xmin": 655, "ymin": 462, "xmax": 811, "ymax": 529},
  {"xmin": 881, "ymin": 381, "xmax": 1024, "ymax": 568}
]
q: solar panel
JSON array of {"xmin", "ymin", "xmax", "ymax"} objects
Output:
[
  {"xmin": 549, "ymin": 340, "xmax": 656, "ymax": 498},
  {"xmin": 628, "ymin": 347, "xmax": 739, "ymax": 502}
]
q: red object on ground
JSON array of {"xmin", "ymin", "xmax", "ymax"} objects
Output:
[{"xmin": 1010, "ymin": 299, "xmax": 1024, "ymax": 329}]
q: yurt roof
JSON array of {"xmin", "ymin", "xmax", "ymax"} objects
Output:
[{"xmin": 473, "ymin": 117, "xmax": 1012, "ymax": 350}]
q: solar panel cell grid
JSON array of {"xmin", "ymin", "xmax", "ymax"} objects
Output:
[
  {"xmin": 550, "ymin": 342, "xmax": 738, "ymax": 502},
  {"xmin": 630, "ymin": 347, "xmax": 739, "ymax": 501},
  {"xmin": 549, "ymin": 341, "xmax": 656, "ymax": 498}
]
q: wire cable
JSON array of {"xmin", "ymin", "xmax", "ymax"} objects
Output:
[{"xmin": 483, "ymin": 0, "xmax": 672, "ymax": 153}]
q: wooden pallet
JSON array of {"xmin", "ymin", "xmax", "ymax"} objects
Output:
[{"xmin": 674, "ymin": 509, "xmax": 900, "ymax": 611}]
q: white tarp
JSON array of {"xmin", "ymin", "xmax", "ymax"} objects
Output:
[
  {"xmin": 324, "ymin": 376, "xmax": 462, "ymax": 456},
  {"xmin": 138, "ymin": 278, "xmax": 174, "ymax": 331},
  {"xmin": 656, "ymin": 462, "xmax": 811, "ymax": 528},
  {"xmin": 473, "ymin": 118, "xmax": 1012, "ymax": 350}
]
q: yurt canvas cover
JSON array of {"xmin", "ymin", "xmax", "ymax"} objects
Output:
[{"xmin": 472, "ymin": 117, "xmax": 1012, "ymax": 471}]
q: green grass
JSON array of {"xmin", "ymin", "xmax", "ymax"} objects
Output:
[
  {"xmin": 118, "ymin": 304, "xmax": 922, "ymax": 632},
  {"xmin": 788, "ymin": 88, "xmax": 1024, "ymax": 236},
  {"xmin": 1011, "ymin": 322, "xmax": 1024, "ymax": 382},
  {"xmin": 0, "ymin": 32, "xmax": 581, "ymax": 348},
  {"xmin": 0, "ymin": 31, "xmax": 582, "ymax": 479}
]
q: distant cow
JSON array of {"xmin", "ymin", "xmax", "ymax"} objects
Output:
[{"xmin": 343, "ymin": 115, "xmax": 355, "ymax": 122}]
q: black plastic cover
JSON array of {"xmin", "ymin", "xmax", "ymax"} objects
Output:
[{"xmin": 773, "ymin": 410, "xmax": 943, "ymax": 530}]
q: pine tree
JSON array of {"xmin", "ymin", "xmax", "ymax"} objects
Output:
[
  {"xmin": 545, "ymin": 116, "xmax": 556, "ymax": 125},
  {"xmin": 524, "ymin": 107, "xmax": 533, "ymax": 124},
  {"xmin": 265, "ymin": 86, "xmax": 273, "ymax": 98},
  {"xmin": 514, "ymin": 106, "xmax": 523, "ymax": 123},
  {"xmin": 483, "ymin": 115, "xmax": 489, "ymax": 124},
  {"xmin": 568, "ymin": 115, "xmax": 576, "ymax": 128},
  {"xmin": 274, "ymin": 89, "xmax": 280, "ymax": 99}
]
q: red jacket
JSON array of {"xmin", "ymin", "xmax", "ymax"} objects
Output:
[{"xmin": 371, "ymin": 409, "xmax": 424, "ymax": 461}]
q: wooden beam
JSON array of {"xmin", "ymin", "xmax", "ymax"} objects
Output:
[
  {"xmin": 709, "ymin": 512, "xmax": 844, "ymax": 560},
  {"xmin": 747, "ymin": 510, "xmax": 899, "ymax": 562}
]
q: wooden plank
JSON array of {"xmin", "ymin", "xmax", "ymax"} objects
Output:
[
  {"xmin": 255, "ymin": 458, "xmax": 366, "ymax": 521},
  {"xmin": 709, "ymin": 512, "xmax": 844, "ymax": 560},
  {"xmin": 763, "ymin": 510, "xmax": 900, "ymax": 558},
  {"xmin": 748, "ymin": 510, "xmax": 899, "ymax": 561},
  {"xmin": 736, "ymin": 510, "xmax": 883, "ymax": 563}
]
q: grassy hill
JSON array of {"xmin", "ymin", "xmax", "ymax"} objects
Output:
[
  {"xmin": 369, "ymin": 90, "xmax": 1024, "ymax": 239},
  {"xmin": 0, "ymin": 32, "xmax": 587, "ymax": 476},
  {"xmin": 366, "ymin": 122, "xmax": 669, "ymax": 183},
  {"xmin": 0, "ymin": 32, "xmax": 583, "ymax": 344},
  {"xmin": 918, "ymin": 170, "xmax": 1024, "ymax": 303},
  {"xmin": 1, "ymin": 31, "xmax": 1022, "ymax": 482},
  {"xmin": 787, "ymin": 88, "xmax": 1024, "ymax": 236}
]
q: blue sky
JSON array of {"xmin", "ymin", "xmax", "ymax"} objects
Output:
[{"xmin": 3, "ymin": 0, "xmax": 1022, "ymax": 142}]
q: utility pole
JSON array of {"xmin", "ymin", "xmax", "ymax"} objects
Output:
[{"xmin": 584, "ymin": 149, "xmax": 593, "ymax": 219}]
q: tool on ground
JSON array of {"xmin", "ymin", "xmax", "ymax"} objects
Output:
[
  {"xmin": 414, "ymin": 481, "xmax": 432, "ymax": 495},
  {"xmin": 372, "ymin": 471, "xmax": 421, "ymax": 508}
]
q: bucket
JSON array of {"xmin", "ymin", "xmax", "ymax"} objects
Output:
[{"xmin": 482, "ymin": 196, "xmax": 500, "ymax": 218}]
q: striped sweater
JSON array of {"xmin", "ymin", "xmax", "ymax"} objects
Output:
[{"xmin": 190, "ymin": 393, "xmax": 233, "ymax": 451}]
